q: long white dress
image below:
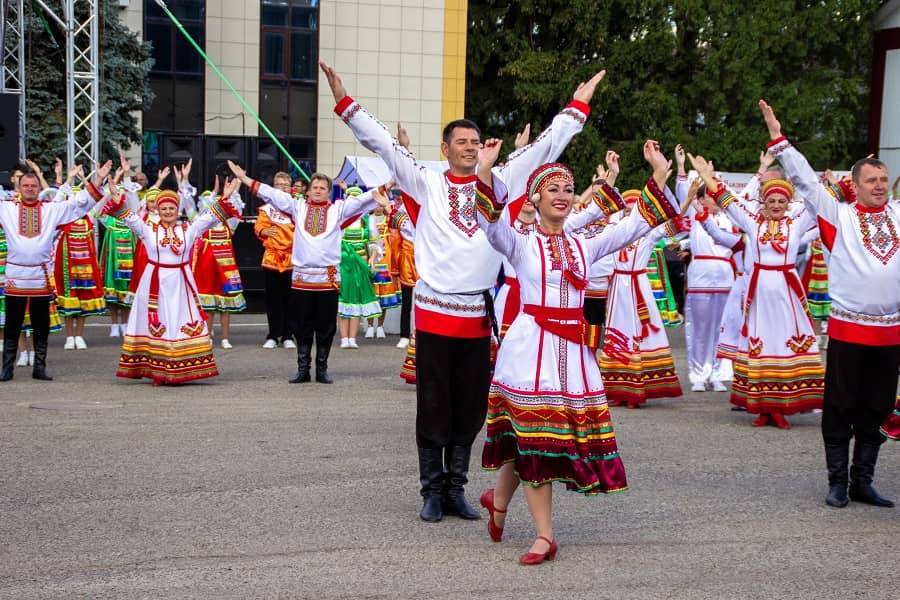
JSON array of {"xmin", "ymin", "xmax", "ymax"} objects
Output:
[
  {"xmin": 116, "ymin": 202, "xmax": 233, "ymax": 384},
  {"xmin": 712, "ymin": 187, "xmax": 825, "ymax": 415},
  {"xmin": 476, "ymin": 176, "xmax": 678, "ymax": 493},
  {"xmin": 600, "ymin": 218, "xmax": 683, "ymax": 407}
]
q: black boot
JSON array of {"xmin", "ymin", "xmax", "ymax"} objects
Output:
[
  {"xmin": 0, "ymin": 340, "xmax": 16, "ymax": 382},
  {"xmin": 315, "ymin": 344, "xmax": 333, "ymax": 384},
  {"xmin": 418, "ymin": 447, "xmax": 444, "ymax": 522},
  {"xmin": 288, "ymin": 344, "xmax": 312, "ymax": 384},
  {"xmin": 849, "ymin": 441, "xmax": 894, "ymax": 507},
  {"xmin": 31, "ymin": 339, "xmax": 53, "ymax": 381},
  {"xmin": 442, "ymin": 445, "xmax": 481, "ymax": 520},
  {"xmin": 824, "ymin": 442, "xmax": 849, "ymax": 508}
]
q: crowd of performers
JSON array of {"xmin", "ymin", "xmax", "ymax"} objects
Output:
[{"xmin": 0, "ymin": 61, "xmax": 897, "ymax": 565}]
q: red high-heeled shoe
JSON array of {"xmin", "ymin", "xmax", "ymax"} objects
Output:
[
  {"xmin": 519, "ymin": 536, "xmax": 558, "ymax": 566},
  {"xmin": 770, "ymin": 412, "xmax": 791, "ymax": 429},
  {"xmin": 479, "ymin": 488, "xmax": 507, "ymax": 543},
  {"xmin": 752, "ymin": 414, "xmax": 770, "ymax": 427}
]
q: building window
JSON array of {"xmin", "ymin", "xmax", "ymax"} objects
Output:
[
  {"xmin": 143, "ymin": 0, "xmax": 206, "ymax": 134},
  {"xmin": 259, "ymin": 0, "xmax": 318, "ymax": 177}
]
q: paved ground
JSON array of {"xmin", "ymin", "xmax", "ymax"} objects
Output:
[{"xmin": 0, "ymin": 315, "xmax": 896, "ymax": 599}]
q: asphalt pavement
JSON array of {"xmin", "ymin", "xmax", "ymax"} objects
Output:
[{"xmin": 0, "ymin": 315, "xmax": 896, "ymax": 599}]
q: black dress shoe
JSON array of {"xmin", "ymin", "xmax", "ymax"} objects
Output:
[
  {"xmin": 315, "ymin": 370, "xmax": 333, "ymax": 384},
  {"xmin": 420, "ymin": 495, "xmax": 443, "ymax": 522},
  {"xmin": 442, "ymin": 493, "xmax": 481, "ymax": 520},
  {"xmin": 849, "ymin": 484, "xmax": 894, "ymax": 507}
]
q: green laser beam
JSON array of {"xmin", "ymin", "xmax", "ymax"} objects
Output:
[{"xmin": 153, "ymin": 0, "xmax": 310, "ymax": 182}]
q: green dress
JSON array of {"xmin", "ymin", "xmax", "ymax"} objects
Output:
[
  {"xmin": 338, "ymin": 215, "xmax": 383, "ymax": 319},
  {"xmin": 100, "ymin": 216, "xmax": 136, "ymax": 307}
]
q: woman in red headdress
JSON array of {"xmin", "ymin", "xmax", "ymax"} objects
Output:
[
  {"xmin": 691, "ymin": 155, "xmax": 824, "ymax": 429},
  {"xmin": 474, "ymin": 140, "xmax": 680, "ymax": 566},
  {"xmin": 110, "ymin": 182, "xmax": 242, "ymax": 385}
]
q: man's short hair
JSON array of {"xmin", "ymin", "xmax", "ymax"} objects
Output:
[
  {"xmin": 18, "ymin": 172, "xmax": 40, "ymax": 185},
  {"xmin": 10, "ymin": 162, "xmax": 28, "ymax": 175},
  {"xmin": 442, "ymin": 119, "xmax": 481, "ymax": 144},
  {"xmin": 851, "ymin": 157, "xmax": 887, "ymax": 184},
  {"xmin": 309, "ymin": 172, "xmax": 332, "ymax": 189},
  {"xmin": 273, "ymin": 171, "xmax": 291, "ymax": 183}
]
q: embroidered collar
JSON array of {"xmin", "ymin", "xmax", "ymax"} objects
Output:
[
  {"xmin": 855, "ymin": 202, "xmax": 886, "ymax": 214},
  {"xmin": 445, "ymin": 171, "xmax": 477, "ymax": 185}
]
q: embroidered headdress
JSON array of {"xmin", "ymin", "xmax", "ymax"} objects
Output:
[
  {"xmin": 761, "ymin": 179, "xmax": 794, "ymax": 202},
  {"xmin": 526, "ymin": 163, "xmax": 574, "ymax": 202}
]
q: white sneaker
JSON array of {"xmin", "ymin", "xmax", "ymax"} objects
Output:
[
  {"xmin": 376, "ymin": 326, "xmax": 386, "ymax": 339},
  {"xmin": 340, "ymin": 338, "xmax": 350, "ymax": 349},
  {"xmin": 221, "ymin": 339, "xmax": 232, "ymax": 349},
  {"xmin": 711, "ymin": 380, "xmax": 728, "ymax": 392},
  {"xmin": 263, "ymin": 339, "xmax": 278, "ymax": 349},
  {"xmin": 690, "ymin": 381, "xmax": 706, "ymax": 392},
  {"xmin": 28, "ymin": 351, "xmax": 34, "ymax": 365},
  {"xmin": 109, "ymin": 325, "xmax": 120, "ymax": 337},
  {"xmin": 396, "ymin": 337, "xmax": 410, "ymax": 349},
  {"xmin": 283, "ymin": 339, "xmax": 296, "ymax": 349},
  {"xmin": 16, "ymin": 352, "xmax": 28, "ymax": 367},
  {"xmin": 364, "ymin": 326, "xmax": 375, "ymax": 339},
  {"xmin": 64, "ymin": 336, "xmax": 76, "ymax": 350},
  {"xmin": 348, "ymin": 338, "xmax": 359, "ymax": 349},
  {"xmin": 119, "ymin": 324, "xmax": 128, "ymax": 336},
  {"xmin": 74, "ymin": 336, "xmax": 87, "ymax": 350}
]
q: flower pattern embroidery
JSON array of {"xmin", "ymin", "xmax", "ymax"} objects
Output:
[
  {"xmin": 448, "ymin": 183, "xmax": 479, "ymax": 237},
  {"xmin": 857, "ymin": 208, "xmax": 899, "ymax": 265},
  {"xmin": 158, "ymin": 224, "xmax": 184, "ymax": 255}
]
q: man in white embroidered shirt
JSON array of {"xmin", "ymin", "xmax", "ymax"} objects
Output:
[
  {"xmin": 321, "ymin": 60, "xmax": 605, "ymax": 523},
  {"xmin": 761, "ymin": 100, "xmax": 899, "ymax": 510}
]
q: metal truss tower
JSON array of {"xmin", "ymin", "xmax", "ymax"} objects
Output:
[
  {"xmin": 1, "ymin": 0, "xmax": 27, "ymax": 160},
  {"xmin": 65, "ymin": 0, "xmax": 100, "ymax": 169}
]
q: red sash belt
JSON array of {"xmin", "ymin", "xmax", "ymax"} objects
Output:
[
  {"xmin": 742, "ymin": 262, "xmax": 809, "ymax": 336},
  {"xmin": 694, "ymin": 254, "xmax": 738, "ymax": 276},
  {"xmin": 147, "ymin": 259, "xmax": 207, "ymax": 333},
  {"xmin": 613, "ymin": 268, "xmax": 658, "ymax": 339},
  {"xmin": 523, "ymin": 304, "xmax": 601, "ymax": 349},
  {"xmin": 501, "ymin": 276, "xmax": 521, "ymax": 333}
]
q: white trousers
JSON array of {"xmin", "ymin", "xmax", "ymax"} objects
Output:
[{"xmin": 684, "ymin": 292, "xmax": 729, "ymax": 384}]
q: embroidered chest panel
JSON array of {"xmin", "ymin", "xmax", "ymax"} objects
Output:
[
  {"xmin": 18, "ymin": 204, "xmax": 42, "ymax": 238},
  {"xmin": 447, "ymin": 183, "xmax": 478, "ymax": 237},
  {"xmin": 304, "ymin": 204, "xmax": 329, "ymax": 236},
  {"xmin": 756, "ymin": 217, "xmax": 790, "ymax": 254},
  {"xmin": 857, "ymin": 209, "xmax": 900, "ymax": 265},
  {"xmin": 545, "ymin": 234, "xmax": 583, "ymax": 276},
  {"xmin": 155, "ymin": 223, "xmax": 186, "ymax": 255},
  {"xmin": 579, "ymin": 219, "xmax": 607, "ymax": 239}
]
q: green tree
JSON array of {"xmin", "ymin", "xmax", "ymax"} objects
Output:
[
  {"xmin": 467, "ymin": 0, "xmax": 881, "ymax": 190},
  {"xmin": 23, "ymin": 1, "xmax": 153, "ymax": 170}
]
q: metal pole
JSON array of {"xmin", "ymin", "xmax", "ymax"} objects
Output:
[
  {"xmin": 153, "ymin": 0, "xmax": 310, "ymax": 182},
  {"xmin": 1, "ymin": 0, "xmax": 27, "ymax": 159}
]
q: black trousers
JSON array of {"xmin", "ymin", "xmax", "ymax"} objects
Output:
[
  {"xmin": 290, "ymin": 289, "xmax": 338, "ymax": 356},
  {"xmin": 3, "ymin": 295, "xmax": 51, "ymax": 347},
  {"xmin": 399, "ymin": 285, "xmax": 414, "ymax": 338},
  {"xmin": 583, "ymin": 297, "xmax": 607, "ymax": 326},
  {"xmin": 822, "ymin": 338, "xmax": 900, "ymax": 446},
  {"xmin": 667, "ymin": 259, "xmax": 686, "ymax": 315},
  {"xmin": 415, "ymin": 330, "xmax": 492, "ymax": 449},
  {"xmin": 264, "ymin": 269, "xmax": 294, "ymax": 342}
]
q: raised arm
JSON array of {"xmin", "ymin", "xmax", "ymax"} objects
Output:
[
  {"xmin": 473, "ymin": 139, "xmax": 525, "ymax": 260},
  {"xmin": 494, "ymin": 71, "xmax": 605, "ymax": 196},
  {"xmin": 341, "ymin": 188, "xmax": 384, "ymax": 223},
  {"xmin": 186, "ymin": 179, "xmax": 243, "ymax": 245},
  {"xmin": 689, "ymin": 153, "xmax": 758, "ymax": 234},
  {"xmin": 230, "ymin": 161, "xmax": 295, "ymax": 216},
  {"xmin": 322, "ymin": 61, "xmax": 431, "ymax": 200},
  {"xmin": 759, "ymin": 100, "xmax": 837, "ymax": 226},
  {"xmin": 50, "ymin": 161, "xmax": 113, "ymax": 226},
  {"xmin": 695, "ymin": 205, "xmax": 743, "ymax": 250}
]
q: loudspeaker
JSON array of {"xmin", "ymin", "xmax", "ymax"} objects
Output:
[
  {"xmin": 0, "ymin": 93, "xmax": 21, "ymax": 176},
  {"xmin": 248, "ymin": 137, "xmax": 284, "ymax": 214},
  {"xmin": 205, "ymin": 135, "xmax": 249, "ymax": 212},
  {"xmin": 160, "ymin": 133, "xmax": 203, "ymax": 189}
]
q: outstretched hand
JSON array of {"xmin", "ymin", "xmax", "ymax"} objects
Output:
[
  {"xmin": 93, "ymin": 160, "xmax": 114, "ymax": 185},
  {"xmin": 319, "ymin": 60, "xmax": 348, "ymax": 103},
  {"xmin": 687, "ymin": 153, "xmax": 717, "ymax": 188},
  {"xmin": 605, "ymin": 150, "xmax": 620, "ymax": 180},
  {"xmin": 397, "ymin": 123, "xmax": 410, "ymax": 149},
  {"xmin": 514, "ymin": 123, "xmax": 531, "ymax": 150},
  {"xmin": 759, "ymin": 99, "xmax": 782, "ymax": 140},
  {"xmin": 572, "ymin": 70, "xmax": 607, "ymax": 105},
  {"xmin": 227, "ymin": 160, "xmax": 250, "ymax": 184},
  {"xmin": 643, "ymin": 140, "xmax": 671, "ymax": 187},
  {"xmin": 675, "ymin": 144, "xmax": 686, "ymax": 174},
  {"xmin": 479, "ymin": 138, "xmax": 503, "ymax": 169}
]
